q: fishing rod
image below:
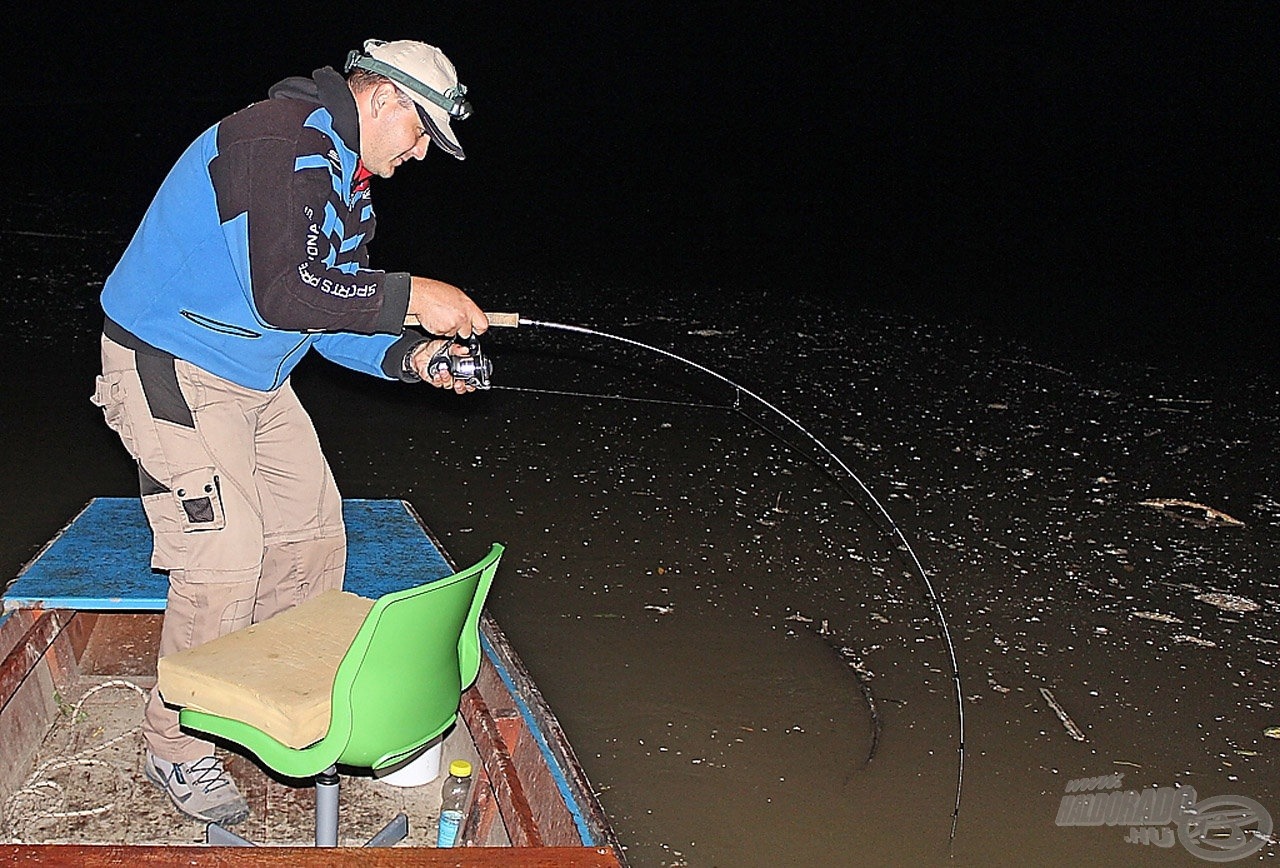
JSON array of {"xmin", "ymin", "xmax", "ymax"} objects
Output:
[{"xmin": 408, "ymin": 310, "xmax": 967, "ymax": 842}]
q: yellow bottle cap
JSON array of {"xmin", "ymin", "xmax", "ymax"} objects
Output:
[{"xmin": 449, "ymin": 759, "xmax": 473, "ymax": 777}]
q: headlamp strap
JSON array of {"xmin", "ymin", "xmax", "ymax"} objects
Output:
[{"xmin": 344, "ymin": 47, "xmax": 472, "ymax": 119}]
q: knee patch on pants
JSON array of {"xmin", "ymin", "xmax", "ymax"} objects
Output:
[{"xmin": 165, "ymin": 571, "xmax": 261, "ymax": 650}]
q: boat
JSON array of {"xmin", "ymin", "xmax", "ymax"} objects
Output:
[{"xmin": 0, "ymin": 497, "xmax": 626, "ymax": 866}]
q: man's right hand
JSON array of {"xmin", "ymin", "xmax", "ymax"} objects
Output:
[{"xmin": 407, "ymin": 277, "xmax": 488, "ymax": 337}]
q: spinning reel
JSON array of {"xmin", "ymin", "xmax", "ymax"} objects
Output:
[{"xmin": 425, "ymin": 334, "xmax": 492, "ymax": 389}]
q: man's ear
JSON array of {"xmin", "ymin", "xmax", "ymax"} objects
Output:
[{"xmin": 369, "ymin": 82, "xmax": 399, "ymax": 118}]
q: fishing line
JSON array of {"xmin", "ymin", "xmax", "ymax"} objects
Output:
[
  {"xmin": 495, "ymin": 383, "xmax": 725, "ymax": 411},
  {"xmin": 508, "ymin": 317, "xmax": 966, "ymax": 843}
]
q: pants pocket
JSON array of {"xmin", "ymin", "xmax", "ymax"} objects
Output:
[
  {"xmin": 91, "ymin": 371, "xmax": 130, "ymax": 439},
  {"xmin": 141, "ymin": 490, "xmax": 183, "ymax": 569},
  {"xmin": 170, "ymin": 467, "xmax": 227, "ymax": 532}
]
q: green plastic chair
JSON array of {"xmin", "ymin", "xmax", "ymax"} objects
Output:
[{"xmin": 177, "ymin": 542, "xmax": 504, "ymax": 847}]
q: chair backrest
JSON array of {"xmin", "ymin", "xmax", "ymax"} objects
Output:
[{"xmin": 327, "ymin": 543, "xmax": 504, "ymax": 769}]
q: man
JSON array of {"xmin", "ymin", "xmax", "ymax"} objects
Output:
[{"xmin": 91, "ymin": 38, "xmax": 486, "ymax": 825}]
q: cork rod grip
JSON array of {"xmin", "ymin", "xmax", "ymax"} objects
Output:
[{"xmin": 404, "ymin": 311, "xmax": 520, "ymax": 329}]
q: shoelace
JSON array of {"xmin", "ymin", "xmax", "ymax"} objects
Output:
[{"xmin": 184, "ymin": 756, "xmax": 233, "ymax": 793}]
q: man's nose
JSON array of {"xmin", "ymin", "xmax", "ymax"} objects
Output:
[{"xmin": 412, "ymin": 136, "xmax": 431, "ymax": 160}]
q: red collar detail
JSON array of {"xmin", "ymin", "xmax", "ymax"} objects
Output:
[{"xmin": 353, "ymin": 161, "xmax": 374, "ymax": 192}]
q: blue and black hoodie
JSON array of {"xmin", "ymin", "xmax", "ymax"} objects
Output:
[{"xmin": 101, "ymin": 66, "xmax": 424, "ymax": 391}]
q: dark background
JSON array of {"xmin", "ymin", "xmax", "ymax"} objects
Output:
[
  {"xmin": 3, "ymin": 7, "xmax": 1277, "ymax": 863},
  {"xmin": 7, "ymin": 3, "xmax": 1277, "ymax": 372}
]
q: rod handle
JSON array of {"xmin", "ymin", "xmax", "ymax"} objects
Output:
[{"xmin": 404, "ymin": 311, "xmax": 520, "ymax": 329}]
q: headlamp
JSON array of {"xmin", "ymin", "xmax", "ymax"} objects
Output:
[{"xmin": 344, "ymin": 49, "xmax": 473, "ymax": 120}]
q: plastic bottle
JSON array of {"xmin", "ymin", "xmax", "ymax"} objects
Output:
[{"xmin": 436, "ymin": 759, "xmax": 473, "ymax": 847}]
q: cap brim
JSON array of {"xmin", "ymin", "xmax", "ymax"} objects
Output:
[{"xmin": 413, "ymin": 100, "xmax": 465, "ymax": 160}]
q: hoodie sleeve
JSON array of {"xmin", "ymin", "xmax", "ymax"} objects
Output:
[
  {"xmin": 312, "ymin": 329, "xmax": 429, "ymax": 381},
  {"xmin": 209, "ymin": 99, "xmax": 410, "ymax": 334}
]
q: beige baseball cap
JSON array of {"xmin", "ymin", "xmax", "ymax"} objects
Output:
[{"xmin": 346, "ymin": 38, "xmax": 471, "ymax": 160}]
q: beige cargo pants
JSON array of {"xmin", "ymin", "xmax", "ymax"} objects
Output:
[{"xmin": 94, "ymin": 334, "xmax": 346, "ymax": 762}]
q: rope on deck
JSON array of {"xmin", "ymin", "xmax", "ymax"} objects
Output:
[{"xmin": 1, "ymin": 679, "xmax": 148, "ymax": 843}]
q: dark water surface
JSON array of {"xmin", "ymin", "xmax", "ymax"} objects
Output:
[
  {"xmin": 4, "ymin": 191, "xmax": 1278, "ymax": 865},
  {"xmin": 4, "ymin": 19, "xmax": 1280, "ymax": 863}
]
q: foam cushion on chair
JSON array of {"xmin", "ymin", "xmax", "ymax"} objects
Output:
[{"xmin": 157, "ymin": 590, "xmax": 375, "ymax": 749}]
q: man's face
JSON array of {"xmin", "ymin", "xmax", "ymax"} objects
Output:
[{"xmin": 361, "ymin": 85, "xmax": 431, "ymax": 178}]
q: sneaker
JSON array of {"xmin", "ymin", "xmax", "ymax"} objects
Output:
[{"xmin": 144, "ymin": 752, "xmax": 250, "ymax": 825}]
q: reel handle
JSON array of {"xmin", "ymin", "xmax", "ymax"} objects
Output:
[{"xmin": 426, "ymin": 334, "xmax": 493, "ymax": 389}]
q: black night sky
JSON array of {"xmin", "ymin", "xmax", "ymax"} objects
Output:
[{"xmin": 10, "ymin": 4, "xmax": 1278, "ymax": 373}]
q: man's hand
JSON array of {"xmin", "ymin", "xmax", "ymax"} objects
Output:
[
  {"xmin": 408, "ymin": 339, "xmax": 476, "ymax": 394},
  {"xmin": 407, "ymin": 277, "xmax": 488, "ymax": 337}
]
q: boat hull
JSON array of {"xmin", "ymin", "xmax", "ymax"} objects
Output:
[{"xmin": 0, "ymin": 501, "xmax": 624, "ymax": 864}]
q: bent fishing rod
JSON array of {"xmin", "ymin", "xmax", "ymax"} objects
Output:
[{"xmin": 409, "ymin": 310, "xmax": 967, "ymax": 843}]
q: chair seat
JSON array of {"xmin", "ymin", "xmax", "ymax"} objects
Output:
[{"xmin": 157, "ymin": 590, "xmax": 374, "ymax": 749}]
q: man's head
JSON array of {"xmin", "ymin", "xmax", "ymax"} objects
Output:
[{"xmin": 345, "ymin": 39, "xmax": 470, "ymax": 177}]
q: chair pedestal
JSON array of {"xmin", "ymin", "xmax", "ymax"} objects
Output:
[
  {"xmin": 206, "ymin": 764, "xmax": 409, "ymax": 848},
  {"xmin": 316, "ymin": 765, "xmax": 340, "ymax": 846}
]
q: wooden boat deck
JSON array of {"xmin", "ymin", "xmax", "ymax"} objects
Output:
[
  {"xmin": 0, "ymin": 500, "xmax": 624, "ymax": 865},
  {"xmin": 7, "ymin": 637, "xmax": 475, "ymax": 848}
]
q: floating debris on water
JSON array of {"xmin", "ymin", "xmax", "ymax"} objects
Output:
[
  {"xmin": 1264, "ymin": 727, "xmax": 1280, "ymax": 740},
  {"xmin": 1172, "ymin": 634, "xmax": 1218, "ymax": 648},
  {"xmin": 1039, "ymin": 687, "xmax": 1087, "ymax": 742},
  {"xmin": 1130, "ymin": 610, "xmax": 1185, "ymax": 624},
  {"xmin": 1195, "ymin": 593, "xmax": 1261, "ymax": 613},
  {"xmin": 1138, "ymin": 498, "xmax": 1245, "ymax": 527}
]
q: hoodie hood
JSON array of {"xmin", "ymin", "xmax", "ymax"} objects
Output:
[{"xmin": 267, "ymin": 67, "xmax": 361, "ymax": 153}]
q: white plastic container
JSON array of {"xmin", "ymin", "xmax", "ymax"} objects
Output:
[{"xmin": 376, "ymin": 739, "xmax": 443, "ymax": 787}]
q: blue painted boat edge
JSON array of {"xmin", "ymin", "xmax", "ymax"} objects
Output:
[
  {"xmin": 479, "ymin": 630, "xmax": 599, "ymax": 848},
  {"xmin": 2, "ymin": 596, "xmax": 166, "ymax": 612},
  {"xmin": 11, "ymin": 499, "xmax": 97, "ymax": 582},
  {"xmin": 2, "ymin": 498, "xmax": 457, "ymax": 612},
  {"xmin": 3, "ymin": 499, "xmax": 101, "ymax": 608},
  {"xmin": 399, "ymin": 501, "xmax": 613, "ymax": 846}
]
